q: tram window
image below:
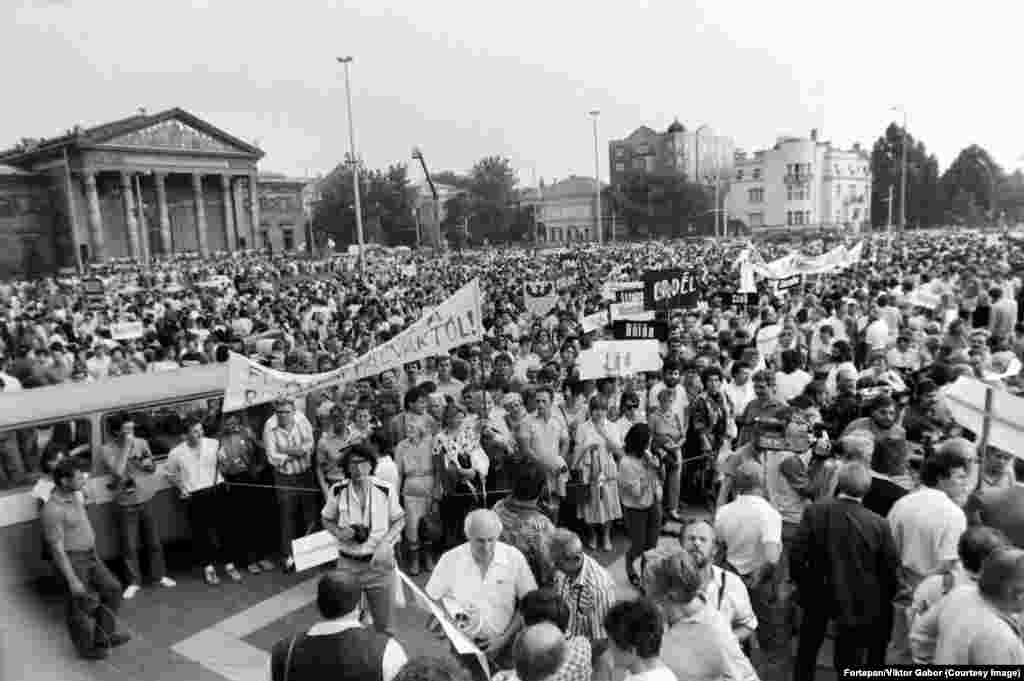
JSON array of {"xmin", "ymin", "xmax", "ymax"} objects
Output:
[
  {"xmin": 0, "ymin": 418, "xmax": 93, "ymax": 491},
  {"xmin": 102, "ymin": 397, "xmax": 224, "ymax": 460}
]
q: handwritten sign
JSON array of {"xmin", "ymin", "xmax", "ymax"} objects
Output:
[
  {"xmin": 612, "ymin": 320, "xmax": 668, "ymax": 341},
  {"xmin": 643, "ymin": 269, "xmax": 700, "ymax": 310},
  {"xmin": 577, "ymin": 340, "xmax": 663, "ymax": 380},
  {"xmin": 609, "ymin": 302, "xmax": 655, "ymax": 323},
  {"xmin": 110, "ymin": 321, "xmax": 144, "ymax": 340},
  {"xmin": 580, "ymin": 310, "xmax": 609, "ymax": 334},
  {"xmin": 725, "ymin": 292, "xmax": 758, "ymax": 308},
  {"xmin": 776, "ymin": 275, "xmax": 802, "ymax": 292}
]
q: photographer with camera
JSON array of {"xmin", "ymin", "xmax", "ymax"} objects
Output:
[
  {"xmin": 321, "ymin": 443, "xmax": 405, "ymax": 637},
  {"xmin": 98, "ymin": 416, "xmax": 175, "ymax": 600}
]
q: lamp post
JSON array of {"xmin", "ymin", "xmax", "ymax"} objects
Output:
[
  {"xmin": 588, "ymin": 110, "xmax": 602, "ymax": 244},
  {"xmin": 337, "ymin": 56, "xmax": 365, "ymax": 273},
  {"xmin": 891, "ymin": 106, "xmax": 908, "ymax": 231}
]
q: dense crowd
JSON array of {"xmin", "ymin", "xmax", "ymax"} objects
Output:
[{"xmin": 15, "ymin": 229, "xmax": 1024, "ymax": 679}]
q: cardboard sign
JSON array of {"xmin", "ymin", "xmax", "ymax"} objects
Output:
[
  {"xmin": 82, "ymin": 277, "xmax": 106, "ymax": 309},
  {"xmin": 110, "ymin": 321, "xmax": 144, "ymax": 340},
  {"xmin": 609, "ymin": 302, "xmax": 655, "ymax": 323},
  {"xmin": 524, "ymin": 281, "xmax": 558, "ymax": 317},
  {"xmin": 612, "ymin": 320, "xmax": 668, "ymax": 341},
  {"xmin": 602, "ymin": 281, "xmax": 643, "ymax": 302},
  {"xmin": 776, "ymin": 275, "xmax": 802, "ymax": 292},
  {"xmin": 614, "ymin": 287, "xmax": 645, "ymax": 306},
  {"xmin": 580, "ymin": 310, "xmax": 609, "ymax": 334},
  {"xmin": 726, "ymin": 292, "xmax": 758, "ymax": 308},
  {"xmin": 577, "ymin": 340, "xmax": 663, "ymax": 379},
  {"xmin": 643, "ymin": 269, "xmax": 700, "ymax": 310}
]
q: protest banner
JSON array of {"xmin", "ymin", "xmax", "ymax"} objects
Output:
[
  {"xmin": 725, "ymin": 292, "xmax": 758, "ymax": 308},
  {"xmin": 524, "ymin": 281, "xmax": 558, "ymax": 316},
  {"xmin": 776, "ymin": 274, "xmax": 802, "ymax": 292},
  {"xmin": 577, "ymin": 340, "xmax": 662, "ymax": 380},
  {"xmin": 944, "ymin": 377, "xmax": 1024, "ymax": 459},
  {"xmin": 110, "ymin": 320, "xmax": 144, "ymax": 340},
  {"xmin": 609, "ymin": 302, "xmax": 655, "ymax": 323},
  {"xmin": 756, "ymin": 323, "xmax": 782, "ymax": 358},
  {"xmin": 601, "ymin": 280, "xmax": 643, "ymax": 302},
  {"xmin": 643, "ymin": 269, "xmax": 700, "ymax": 310},
  {"xmin": 612, "ymin": 320, "xmax": 668, "ymax": 341},
  {"xmin": 580, "ymin": 310, "xmax": 609, "ymax": 334},
  {"xmin": 223, "ymin": 278, "xmax": 483, "ymax": 411}
]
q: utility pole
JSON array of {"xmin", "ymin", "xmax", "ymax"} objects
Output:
[
  {"xmin": 589, "ymin": 110, "xmax": 602, "ymax": 244},
  {"xmin": 337, "ymin": 56, "xmax": 365, "ymax": 273},
  {"xmin": 887, "ymin": 184, "xmax": 894, "ymax": 249}
]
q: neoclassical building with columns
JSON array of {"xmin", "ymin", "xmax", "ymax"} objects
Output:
[{"xmin": 0, "ymin": 107, "xmax": 312, "ymax": 277}]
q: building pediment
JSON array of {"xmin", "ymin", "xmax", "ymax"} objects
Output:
[
  {"xmin": 94, "ymin": 110, "xmax": 261, "ymax": 157},
  {"xmin": 625, "ymin": 126, "xmax": 659, "ymax": 143}
]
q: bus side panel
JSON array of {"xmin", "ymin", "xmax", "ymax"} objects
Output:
[{"xmin": 0, "ymin": 489, "xmax": 190, "ymax": 588}]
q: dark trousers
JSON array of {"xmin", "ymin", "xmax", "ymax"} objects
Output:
[
  {"xmin": 623, "ymin": 505, "xmax": 662, "ymax": 580},
  {"xmin": 274, "ymin": 470, "xmax": 319, "ymax": 559},
  {"xmin": 221, "ymin": 470, "xmax": 274, "ymax": 567},
  {"xmin": 116, "ymin": 501, "xmax": 166, "ymax": 585},
  {"xmin": 186, "ymin": 486, "xmax": 227, "ymax": 567},
  {"xmin": 65, "ymin": 550, "xmax": 123, "ymax": 655},
  {"xmin": 795, "ymin": 607, "xmax": 890, "ymax": 681},
  {"xmin": 440, "ymin": 491, "xmax": 481, "ymax": 550}
]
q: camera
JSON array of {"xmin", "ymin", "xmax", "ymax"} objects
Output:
[
  {"xmin": 457, "ymin": 453, "xmax": 472, "ymax": 469},
  {"xmin": 350, "ymin": 524, "xmax": 370, "ymax": 544}
]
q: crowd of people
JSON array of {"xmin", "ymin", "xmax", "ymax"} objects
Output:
[{"xmin": 14, "ymin": 227, "xmax": 1024, "ymax": 679}]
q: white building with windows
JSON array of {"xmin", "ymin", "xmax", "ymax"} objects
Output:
[
  {"xmin": 536, "ymin": 175, "xmax": 607, "ymax": 243},
  {"xmin": 727, "ymin": 130, "xmax": 871, "ymax": 232}
]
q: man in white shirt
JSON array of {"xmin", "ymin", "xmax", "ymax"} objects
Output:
[
  {"xmin": 864, "ymin": 303, "xmax": 891, "ymax": 353},
  {"xmin": 166, "ymin": 417, "xmax": 236, "ymax": 585},
  {"xmin": 321, "ymin": 444, "xmax": 405, "ymax": 636},
  {"xmin": 723, "ymin": 362, "xmax": 756, "ymax": 425},
  {"xmin": 426, "ymin": 509, "xmax": 538, "ymax": 664},
  {"xmin": 263, "ymin": 398, "xmax": 317, "ymax": 573},
  {"xmin": 714, "ymin": 462, "xmax": 784, "ymax": 671}
]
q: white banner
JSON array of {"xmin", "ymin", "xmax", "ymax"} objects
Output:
[
  {"xmin": 577, "ymin": 340, "xmax": 662, "ymax": 380},
  {"xmin": 580, "ymin": 310, "xmax": 609, "ymax": 334},
  {"xmin": 944, "ymin": 377, "xmax": 1024, "ymax": 458},
  {"xmin": 110, "ymin": 321, "xmax": 144, "ymax": 340},
  {"xmin": 224, "ymin": 278, "xmax": 483, "ymax": 411},
  {"xmin": 609, "ymin": 302, "xmax": 655, "ymax": 323}
]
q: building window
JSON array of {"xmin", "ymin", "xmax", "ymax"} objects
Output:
[
  {"xmin": 637, "ymin": 144, "xmax": 650, "ymax": 155},
  {"xmin": 835, "ymin": 184, "xmax": 841, "ymax": 197},
  {"xmin": 282, "ymin": 228, "xmax": 295, "ymax": 251},
  {"xmin": 804, "ymin": 210, "xmax": 811, "ymax": 224},
  {"xmin": 748, "ymin": 212, "xmax": 764, "ymax": 227},
  {"xmin": 748, "ymin": 188, "xmax": 764, "ymax": 203},
  {"xmin": 787, "ymin": 188, "xmax": 808, "ymax": 201},
  {"xmin": 615, "ymin": 162, "xmax": 626, "ymax": 172},
  {"xmin": 614, "ymin": 147, "xmax": 626, "ymax": 159},
  {"xmin": 736, "ymin": 169, "xmax": 744, "ymax": 181},
  {"xmin": 752, "ymin": 168, "xmax": 761, "ymax": 180},
  {"xmin": 633, "ymin": 159, "xmax": 645, "ymax": 170}
]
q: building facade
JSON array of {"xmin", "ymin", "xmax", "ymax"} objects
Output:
[
  {"xmin": 0, "ymin": 108, "xmax": 315, "ymax": 277},
  {"xmin": 257, "ymin": 174, "xmax": 316, "ymax": 254},
  {"xmin": 535, "ymin": 175, "xmax": 607, "ymax": 243},
  {"xmin": 726, "ymin": 129, "xmax": 871, "ymax": 232},
  {"xmin": 608, "ymin": 120, "xmax": 735, "ymax": 187}
]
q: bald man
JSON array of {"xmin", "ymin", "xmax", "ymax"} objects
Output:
[
  {"xmin": 426, "ymin": 509, "xmax": 537, "ymax": 664},
  {"xmin": 508, "ymin": 622, "xmax": 592, "ymax": 681}
]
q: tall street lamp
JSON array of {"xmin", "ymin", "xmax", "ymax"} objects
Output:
[
  {"xmin": 589, "ymin": 110, "xmax": 602, "ymax": 244},
  {"xmin": 891, "ymin": 106, "xmax": 908, "ymax": 231},
  {"xmin": 337, "ymin": 56, "xmax": 365, "ymax": 272}
]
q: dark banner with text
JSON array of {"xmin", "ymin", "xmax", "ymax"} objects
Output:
[
  {"xmin": 643, "ymin": 269, "xmax": 701, "ymax": 310},
  {"xmin": 612, "ymin": 320, "xmax": 669, "ymax": 341}
]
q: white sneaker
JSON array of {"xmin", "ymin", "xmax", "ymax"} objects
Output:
[
  {"xmin": 123, "ymin": 584, "xmax": 140, "ymax": 600},
  {"xmin": 159, "ymin": 577, "xmax": 176, "ymax": 588}
]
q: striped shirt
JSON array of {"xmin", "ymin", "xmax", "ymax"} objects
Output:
[
  {"xmin": 553, "ymin": 553, "xmax": 616, "ymax": 642},
  {"xmin": 263, "ymin": 412, "xmax": 315, "ymax": 476}
]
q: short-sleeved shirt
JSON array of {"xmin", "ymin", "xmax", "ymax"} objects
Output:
[
  {"xmin": 321, "ymin": 477, "xmax": 404, "ymax": 558},
  {"xmin": 41, "ymin": 490, "xmax": 95, "ymax": 552},
  {"xmin": 425, "ymin": 541, "xmax": 537, "ymax": 638},
  {"xmin": 714, "ymin": 493, "xmax": 782, "ymax": 576},
  {"xmin": 702, "ymin": 564, "xmax": 758, "ymax": 634},
  {"xmin": 888, "ymin": 487, "xmax": 966, "ymax": 584}
]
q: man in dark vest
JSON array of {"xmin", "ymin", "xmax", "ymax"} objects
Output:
[{"xmin": 270, "ymin": 571, "xmax": 408, "ymax": 681}]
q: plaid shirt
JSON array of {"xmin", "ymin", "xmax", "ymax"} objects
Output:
[
  {"xmin": 553, "ymin": 553, "xmax": 616, "ymax": 641},
  {"xmin": 263, "ymin": 412, "xmax": 314, "ymax": 476}
]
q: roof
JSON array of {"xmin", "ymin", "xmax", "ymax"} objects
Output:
[
  {"xmin": 623, "ymin": 126, "xmax": 660, "ymax": 143},
  {"xmin": 0, "ymin": 363, "xmax": 228, "ymax": 430},
  {"xmin": 0, "ymin": 107, "xmax": 264, "ymax": 167},
  {"xmin": 541, "ymin": 175, "xmax": 606, "ymax": 199},
  {"xmin": 667, "ymin": 118, "xmax": 686, "ymax": 134}
]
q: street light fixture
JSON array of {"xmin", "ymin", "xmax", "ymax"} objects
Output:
[
  {"xmin": 337, "ymin": 56, "xmax": 365, "ymax": 273},
  {"xmin": 588, "ymin": 110, "xmax": 602, "ymax": 244}
]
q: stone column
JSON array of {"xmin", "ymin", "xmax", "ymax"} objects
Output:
[
  {"xmin": 220, "ymin": 174, "xmax": 237, "ymax": 252},
  {"xmin": 191, "ymin": 173, "xmax": 209, "ymax": 257},
  {"xmin": 154, "ymin": 172, "xmax": 172, "ymax": 255},
  {"xmin": 120, "ymin": 172, "xmax": 141, "ymax": 260},
  {"xmin": 249, "ymin": 174, "xmax": 260, "ymax": 248},
  {"xmin": 231, "ymin": 178, "xmax": 246, "ymax": 250},
  {"xmin": 82, "ymin": 171, "xmax": 106, "ymax": 262}
]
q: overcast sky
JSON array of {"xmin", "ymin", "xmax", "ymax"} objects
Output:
[{"xmin": 3, "ymin": 0, "xmax": 1021, "ymax": 185}]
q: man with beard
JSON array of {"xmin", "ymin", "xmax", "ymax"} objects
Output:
[
  {"xmin": 647, "ymin": 359, "xmax": 687, "ymax": 427},
  {"xmin": 841, "ymin": 394, "xmax": 906, "ymax": 446},
  {"xmin": 650, "ymin": 519, "xmax": 757, "ymax": 647}
]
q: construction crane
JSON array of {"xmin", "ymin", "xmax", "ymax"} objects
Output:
[{"xmin": 411, "ymin": 146, "xmax": 441, "ymax": 249}]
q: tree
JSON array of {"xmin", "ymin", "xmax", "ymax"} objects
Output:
[
  {"xmin": 311, "ymin": 161, "xmax": 417, "ymax": 247},
  {"xmin": 609, "ymin": 175, "xmax": 712, "ymax": 238},
  {"xmin": 940, "ymin": 145, "xmax": 1004, "ymax": 224},
  {"xmin": 869, "ymin": 123, "xmax": 943, "ymax": 229},
  {"xmin": 997, "ymin": 170, "xmax": 1024, "ymax": 223}
]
